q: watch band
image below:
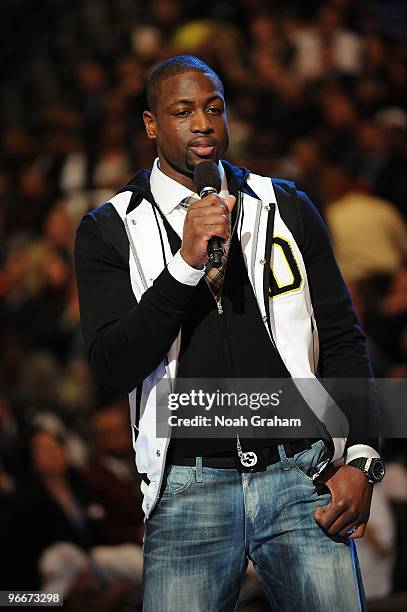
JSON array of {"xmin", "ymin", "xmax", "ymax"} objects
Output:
[
  {"xmin": 348, "ymin": 457, "xmax": 369, "ymax": 470},
  {"xmin": 348, "ymin": 457, "xmax": 385, "ymax": 484}
]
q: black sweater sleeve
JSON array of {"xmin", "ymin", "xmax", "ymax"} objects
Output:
[
  {"xmin": 74, "ymin": 207, "xmax": 196, "ymax": 393},
  {"xmin": 296, "ymin": 190, "xmax": 381, "ymax": 451},
  {"xmin": 297, "ymin": 190, "xmax": 371, "ymax": 377}
]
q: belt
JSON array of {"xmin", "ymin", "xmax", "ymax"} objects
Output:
[{"xmin": 171, "ymin": 438, "xmax": 314, "ymax": 472}]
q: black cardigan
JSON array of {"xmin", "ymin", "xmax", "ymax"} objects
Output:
[{"xmin": 75, "ymin": 162, "xmax": 380, "ymax": 452}]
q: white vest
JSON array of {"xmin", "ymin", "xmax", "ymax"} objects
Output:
[{"xmin": 110, "ymin": 172, "xmax": 347, "ymax": 517}]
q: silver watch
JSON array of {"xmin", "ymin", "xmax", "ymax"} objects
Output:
[{"xmin": 347, "ymin": 457, "xmax": 385, "ymax": 484}]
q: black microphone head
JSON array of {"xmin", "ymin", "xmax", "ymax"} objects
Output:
[{"xmin": 194, "ymin": 161, "xmax": 221, "ymax": 195}]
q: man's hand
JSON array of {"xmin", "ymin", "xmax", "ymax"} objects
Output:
[
  {"xmin": 180, "ymin": 194, "xmax": 236, "ymax": 268},
  {"xmin": 314, "ymin": 464, "xmax": 373, "ymax": 539}
]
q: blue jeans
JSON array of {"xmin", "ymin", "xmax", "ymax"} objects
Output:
[{"xmin": 142, "ymin": 440, "xmax": 366, "ymax": 611}]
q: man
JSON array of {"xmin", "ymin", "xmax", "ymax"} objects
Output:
[
  {"xmin": 75, "ymin": 55, "xmax": 384, "ymax": 611},
  {"xmin": 84, "ymin": 403, "xmax": 144, "ymax": 545}
]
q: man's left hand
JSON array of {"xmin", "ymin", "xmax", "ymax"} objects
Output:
[{"xmin": 314, "ymin": 464, "xmax": 373, "ymax": 539}]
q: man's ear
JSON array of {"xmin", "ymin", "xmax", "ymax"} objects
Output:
[{"xmin": 143, "ymin": 110, "xmax": 157, "ymax": 140}]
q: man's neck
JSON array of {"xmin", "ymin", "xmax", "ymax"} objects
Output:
[{"xmin": 157, "ymin": 158, "xmax": 195, "ymax": 190}]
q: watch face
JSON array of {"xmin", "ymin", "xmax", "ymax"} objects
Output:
[{"xmin": 371, "ymin": 459, "xmax": 385, "ymax": 482}]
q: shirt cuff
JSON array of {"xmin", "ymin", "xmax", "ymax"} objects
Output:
[
  {"xmin": 344, "ymin": 444, "xmax": 381, "ymax": 464},
  {"xmin": 167, "ymin": 250, "xmax": 205, "ymax": 286}
]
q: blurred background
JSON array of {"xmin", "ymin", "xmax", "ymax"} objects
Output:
[{"xmin": 0, "ymin": 0, "xmax": 406, "ymax": 609}]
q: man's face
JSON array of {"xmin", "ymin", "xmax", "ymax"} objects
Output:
[{"xmin": 143, "ymin": 71, "xmax": 229, "ymax": 189}]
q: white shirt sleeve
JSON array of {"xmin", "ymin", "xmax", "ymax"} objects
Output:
[
  {"xmin": 345, "ymin": 444, "xmax": 381, "ymax": 464},
  {"xmin": 167, "ymin": 250, "xmax": 205, "ymax": 286}
]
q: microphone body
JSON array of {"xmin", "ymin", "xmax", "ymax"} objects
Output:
[{"xmin": 194, "ymin": 162, "xmax": 224, "ymax": 268}]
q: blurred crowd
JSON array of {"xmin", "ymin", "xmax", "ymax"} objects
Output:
[{"xmin": 1, "ymin": 0, "xmax": 407, "ymax": 609}]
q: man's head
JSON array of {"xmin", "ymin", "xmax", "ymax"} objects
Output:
[
  {"xmin": 91, "ymin": 404, "xmax": 132, "ymax": 458},
  {"xmin": 143, "ymin": 55, "xmax": 229, "ymax": 189},
  {"xmin": 146, "ymin": 55, "xmax": 224, "ymax": 113}
]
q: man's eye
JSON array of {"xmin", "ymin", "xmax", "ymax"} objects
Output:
[
  {"xmin": 175, "ymin": 110, "xmax": 190, "ymax": 117},
  {"xmin": 208, "ymin": 107, "xmax": 222, "ymax": 114}
]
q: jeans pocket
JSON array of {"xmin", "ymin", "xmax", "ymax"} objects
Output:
[
  {"xmin": 162, "ymin": 465, "xmax": 195, "ymax": 496},
  {"xmin": 290, "ymin": 440, "xmax": 328, "ymax": 485}
]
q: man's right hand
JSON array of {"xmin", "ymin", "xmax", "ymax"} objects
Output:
[{"xmin": 180, "ymin": 194, "xmax": 236, "ymax": 269}]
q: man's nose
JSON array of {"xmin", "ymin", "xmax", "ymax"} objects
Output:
[{"xmin": 191, "ymin": 110, "xmax": 212, "ymax": 133}]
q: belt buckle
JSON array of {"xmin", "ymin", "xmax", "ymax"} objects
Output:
[
  {"xmin": 240, "ymin": 451, "xmax": 258, "ymax": 468},
  {"xmin": 237, "ymin": 449, "xmax": 266, "ymax": 473}
]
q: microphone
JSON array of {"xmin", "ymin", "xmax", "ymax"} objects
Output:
[{"xmin": 194, "ymin": 161, "xmax": 224, "ymax": 268}]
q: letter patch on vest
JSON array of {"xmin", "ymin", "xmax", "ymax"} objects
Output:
[{"xmin": 269, "ymin": 237, "xmax": 303, "ymax": 298}]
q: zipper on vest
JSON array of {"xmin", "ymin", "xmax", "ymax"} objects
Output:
[{"xmin": 218, "ymin": 305, "xmax": 233, "ymax": 377}]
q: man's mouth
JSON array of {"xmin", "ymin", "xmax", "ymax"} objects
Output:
[{"xmin": 189, "ymin": 139, "xmax": 217, "ymax": 158}]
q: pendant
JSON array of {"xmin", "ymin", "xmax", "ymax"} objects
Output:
[{"xmin": 240, "ymin": 451, "xmax": 258, "ymax": 468}]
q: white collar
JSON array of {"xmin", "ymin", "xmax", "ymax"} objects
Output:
[{"xmin": 150, "ymin": 157, "xmax": 228, "ymax": 215}]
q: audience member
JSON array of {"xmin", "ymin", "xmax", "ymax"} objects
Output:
[
  {"xmin": 84, "ymin": 403, "xmax": 144, "ymax": 545},
  {"xmin": 356, "ymin": 484, "xmax": 396, "ymax": 600}
]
